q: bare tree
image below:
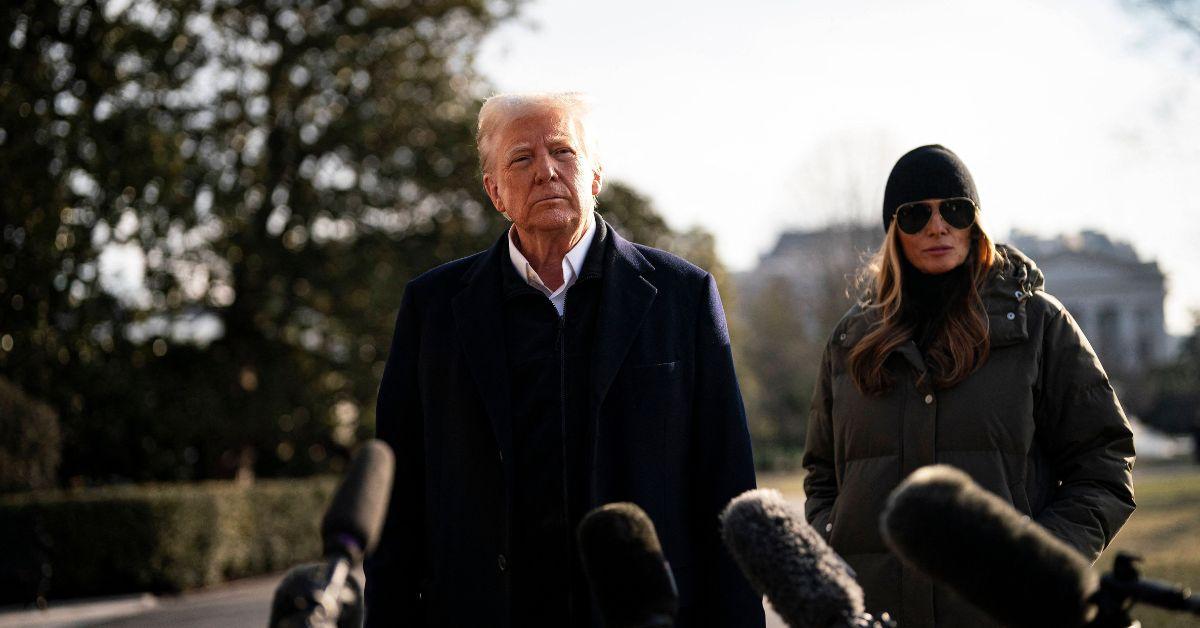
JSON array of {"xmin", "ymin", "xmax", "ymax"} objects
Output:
[
  {"xmin": 1129, "ymin": 0, "xmax": 1200, "ymax": 41},
  {"xmin": 736, "ymin": 133, "xmax": 893, "ymax": 468}
]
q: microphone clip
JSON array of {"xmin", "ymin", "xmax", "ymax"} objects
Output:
[{"xmin": 1090, "ymin": 552, "xmax": 1200, "ymax": 628}]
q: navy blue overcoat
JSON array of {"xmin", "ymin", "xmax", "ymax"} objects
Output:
[{"xmin": 365, "ymin": 218, "xmax": 764, "ymax": 628}]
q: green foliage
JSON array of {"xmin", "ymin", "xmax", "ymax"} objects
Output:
[
  {"xmin": 0, "ymin": 0, "xmax": 518, "ymax": 483},
  {"xmin": 0, "ymin": 376, "xmax": 61, "ymax": 492},
  {"xmin": 737, "ymin": 277, "xmax": 817, "ymax": 456},
  {"xmin": 597, "ymin": 182, "xmax": 672, "ymax": 249},
  {"xmin": 733, "ymin": 226, "xmax": 876, "ymax": 465},
  {"xmin": 1153, "ymin": 323, "xmax": 1200, "ymax": 396},
  {"xmin": 1142, "ymin": 321, "xmax": 1200, "ymax": 461},
  {"xmin": 0, "ymin": 476, "xmax": 336, "ymax": 604},
  {"xmin": 598, "ymin": 180, "xmax": 736, "ymax": 313}
]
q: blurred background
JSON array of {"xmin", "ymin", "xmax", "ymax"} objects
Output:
[{"xmin": 1, "ymin": 0, "xmax": 1198, "ymax": 624}]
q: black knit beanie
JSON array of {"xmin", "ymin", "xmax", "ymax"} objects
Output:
[{"xmin": 881, "ymin": 145, "xmax": 979, "ymax": 232}]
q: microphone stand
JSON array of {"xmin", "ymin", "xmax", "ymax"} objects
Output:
[
  {"xmin": 1089, "ymin": 552, "xmax": 1200, "ymax": 628},
  {"xmin": 269, "ymin": 440, "xmax": 392, "ymax": 628},
  {"xmin": 269, "ymin": 536, "xmax": 365, "ymax": 628}
]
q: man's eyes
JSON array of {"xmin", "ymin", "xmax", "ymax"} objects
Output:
[{"xmin": 507, "ymin": 147, "xmax": 575, "ymax": 166}]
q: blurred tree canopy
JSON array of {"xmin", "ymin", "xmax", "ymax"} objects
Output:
[
  {"xmin": 732, "ymin": 225, "xmax": 876, "ymax": 468},
  {"xmin": 1142, "ymin": 320, "xmax": 1200, "ymax": 460},
  {"xmin": 598, "ymin": 181, "xmax": 732, "ymax": 300},
  {"xmin": 0, "ymin": 376, "xmax": 61, "ymax": 492},
  {"xmin": 0, "ymin": 0, "xmax": 524, "ymax": 484},
  {"xmin": 0, "ymin": 0, "xmax": 716, "ymax": 486}
]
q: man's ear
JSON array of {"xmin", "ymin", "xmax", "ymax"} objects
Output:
[
  {"xmin": 591, "ymin": 164, "xmax": 603, "ymax": 197},
  {"xmin": 483, "ymin": 173, "xmax": 505, "ymax": 214}
]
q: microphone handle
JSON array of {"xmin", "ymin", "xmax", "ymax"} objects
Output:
[
  {"xmin": 1088, "ymin": 552, "xmax": 1200, "ymax": 627},
  {"xmin": 269, "ymin": 554, "xmax": 362, "ymax": 628},
  {"xmin": 1100, "ymin": 575, "xmax": 1200, "ymax": 615},
  {"xmin": 316, "ymin": 554, "xmax": 353, "ymax": 622}
]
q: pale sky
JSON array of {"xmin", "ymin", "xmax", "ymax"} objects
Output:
[{"xmin": 477, "ymin": 0, "xmax": 1200, "ymax": 335}]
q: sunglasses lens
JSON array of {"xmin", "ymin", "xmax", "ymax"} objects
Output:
[
  {"xmin": 896, "ymin": 203, "xmax": 932, "ymax": 234},
  {"xmin": 940, "ymin": 199, "xmax": 976, "ymax": 229}
]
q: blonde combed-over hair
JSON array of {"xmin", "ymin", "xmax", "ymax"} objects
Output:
[{"xmin": 475, "ymin": 91, "xmax": 600, "ymax": 175}]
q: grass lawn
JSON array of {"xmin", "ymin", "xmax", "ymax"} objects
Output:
[
  {"xmin": 757, "ymin": 464, "xmax": 1200, "ymax": 627},
  {"xmin": 1096, "ymin": 466, "xmax": 1200, "ymax": 627}
]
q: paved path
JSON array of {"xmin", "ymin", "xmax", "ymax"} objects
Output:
[
  {"xmin": 2, "ymin": 572, "xmax": 786, "ymax": 627},
  {"xmin": 0, "ymin": 575, "xmax": 280, "ymax": 628}
]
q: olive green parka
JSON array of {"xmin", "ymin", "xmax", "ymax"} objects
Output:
[{"xmin": 802, "ymin": 244, "xmax": 1136, "ymax": 627}]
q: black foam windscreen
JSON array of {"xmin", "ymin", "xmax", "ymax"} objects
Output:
[
  {"xmin": 577, "ymin": 502, "xmax": 678, "ymax": 628},
  {"xmin": 320, "ymin": 439, "xmax": 395, "ymax": 564},
  {"xmin": 880, "ymin": 465, "xmax": 1099, "ymax": 628},
  {"xmin": 720, "ymin": 489, "xmax": 865, "ymax": 628}
]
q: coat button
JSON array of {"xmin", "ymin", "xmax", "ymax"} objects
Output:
[
  {"xmin": 924, "ymin": 394, "xmax": 933, "ymax": 404},
  {"xmin": 1006, "ymin": 312, "xmax": 1016, "ymax": 320},
  {"xmin": 1014, "ymin": 290, "xmax": 1023, "ymax": 298},
  {"xmin": 839, "ymin": 333, "xmax": 847, "ymax": 341},
  {"xmin": 825, "ymin": 523, "xmax": 833, "ymax": 533},
  {"xmin": 497, "ymin": 554, "xmax": 507, "ymax": 571}
]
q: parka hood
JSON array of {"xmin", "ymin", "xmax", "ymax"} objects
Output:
[
  {"xmin": 990, "ymin": 242, "xmax": 1044, "ymax": 296},
  {"xmin": 982, "ymin": 243, "xmax": 1044, "ymax": 348}
]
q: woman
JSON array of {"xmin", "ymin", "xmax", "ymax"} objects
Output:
[{"xmin": 802, "ymin": 145, "xmax": 1135, "ymax": 627}]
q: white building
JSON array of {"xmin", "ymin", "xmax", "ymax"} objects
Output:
[
  {"xmin": 745, "ymin": 226, "xmax": 1171, "ymax": 380},
  {"xmin": 737, "ymin": 224, "xmax": 879, "ymax": 338},
  {"xmin": 1007, "ymin": 230, "xmax": 1170, "ymax": 379}
]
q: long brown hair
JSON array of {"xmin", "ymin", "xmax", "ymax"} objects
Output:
[{"xmin": 847, "ymin": 220, "xmax": 999, "ymax": 396}]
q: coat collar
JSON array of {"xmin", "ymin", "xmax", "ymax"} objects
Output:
[
  {"xmin": 451, "ymin": 233, "xmax": 514, "ymax": 462},
  {"xmin": 836, "ymin": 243, "xmax": 1046, "ymax": 361},
  {"xmin": 591, "ymin": 222, "xmax": 657, "ymax": 406}
]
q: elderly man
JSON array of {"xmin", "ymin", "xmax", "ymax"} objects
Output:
[{"xmin": 365, "ymin": 92, "xmax": 763, "ymax": 628}]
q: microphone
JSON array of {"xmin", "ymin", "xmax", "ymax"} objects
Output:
[
  {"xmin": 720, "ymin": 489, "xmax": 880, "ymax": 628},
  {"xmin": 1094, "ymin": 552, "xmax": 1200, "ymax": 626},
  {"xmin": 321, "ymin": 439, "xmax": 395, "ymax": 564},
  {"xmin": 577, "ymin": 502, "xmax": 678, "ymax": 628},
  {"xmin": 270, "ymin": 440, "xmax": 395, "ymax": 628},
  {"xmin": 879, "ymin": 464, "xmax": 1098, "ymax": 628}
]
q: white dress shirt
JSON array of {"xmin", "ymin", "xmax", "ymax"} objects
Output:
[{"xmin": 507, "ymin": 218, "xmax": 596, "ymax": 317}]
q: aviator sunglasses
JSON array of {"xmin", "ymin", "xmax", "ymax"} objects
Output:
[{"xmin": 894, "ymin": 197, "xmax": 978, "ymax": 234}]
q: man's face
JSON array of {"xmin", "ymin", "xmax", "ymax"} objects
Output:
[{"xmin": 483, "ymin": 107, "xmax": 601, "ymax": 236}]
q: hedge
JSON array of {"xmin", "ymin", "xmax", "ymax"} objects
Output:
[
  {"xmin": 0, "ymin": 376, "xmax": 61, "ymax": 492},
  {"xmin": 0, "ymin": 476, "xmax": 337, "ymax": 605}
]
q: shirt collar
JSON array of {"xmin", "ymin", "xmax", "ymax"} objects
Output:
[{"xmin": 507, "ymin": 215, "xmax": 596, "ymax": 298}]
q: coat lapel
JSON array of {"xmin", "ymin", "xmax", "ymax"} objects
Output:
[
  {"xmin": 591, "ymin": 228, "xmax": 657, "ymax": 408},
  {"xmin": 451, "ymin": 235, "xmax": 514, "ymax": 463}
]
